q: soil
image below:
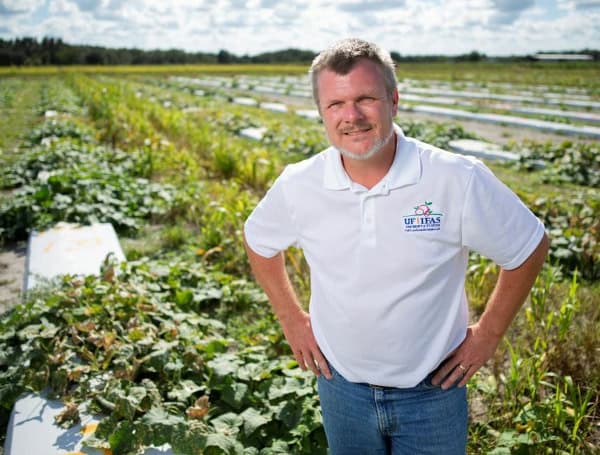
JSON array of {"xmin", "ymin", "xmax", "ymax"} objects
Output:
[
  {"xmin": 397, "ymin": 111, "xmax": 585, "ymax": 146},
  {"xmin": 0, "ymin": 241, "xmax": 26, "ymax": 315}
]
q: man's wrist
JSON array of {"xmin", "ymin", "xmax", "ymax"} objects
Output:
[
  {"xmin": 275, "ymin": 302, "xmax": 306, "ymax": 325},
  {"xmin": 474, "ymin": 317, "xmax": 505, "ymax": 341}
]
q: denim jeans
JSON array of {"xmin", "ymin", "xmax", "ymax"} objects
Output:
[{"xmin": 317, "ymin": 362, "xmax": 467, "ymax": 454}]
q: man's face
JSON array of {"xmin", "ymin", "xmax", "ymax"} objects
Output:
[{"xmin": 316, "ymin": 58, "xmax": 399, "ymax": 161}]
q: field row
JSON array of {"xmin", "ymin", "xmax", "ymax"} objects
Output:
[{"xmin": 0, "ymin": 74, "xmax": 598, "ymax": 454}]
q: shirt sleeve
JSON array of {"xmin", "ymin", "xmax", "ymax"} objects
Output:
[
  {"xmin": 461, "ymin": 160, "xmax": 545, "ymax": 270},
  {"xmin": 244, "ymin": 168, "xmax": 299, "ymax": 258}
]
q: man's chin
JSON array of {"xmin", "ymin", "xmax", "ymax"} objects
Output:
[{"xmin": 338, "ymin": 145, "xmax": 381, "ymax": 161}]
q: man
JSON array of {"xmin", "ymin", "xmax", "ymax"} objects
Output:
[{"xmin": 244, "ymin": 38, "xmax": 548, "ymax": 454}]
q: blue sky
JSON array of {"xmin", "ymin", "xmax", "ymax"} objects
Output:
[{"xmin": 1, "ymin": 0, "xmax": 599, "ymax": 56}]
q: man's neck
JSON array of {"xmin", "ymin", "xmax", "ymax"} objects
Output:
[{"xmin": 341, "ymin": 133, "xmax": 397, "ymax": 190}]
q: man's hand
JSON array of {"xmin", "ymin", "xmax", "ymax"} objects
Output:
[
  {"xmin": 280, "ymin": 309, "xmax": 332, "ymax": 379},
  {"xmin": 244, "ymin": 238, "xmax": 332, "ymax": 379},
  {"xmin": 432, "ymin": 233, "xmax": 549, "ymax": 389},
  {"xmin": 431, "ymin": 322, "xmax": 500, "ymax": 389}
]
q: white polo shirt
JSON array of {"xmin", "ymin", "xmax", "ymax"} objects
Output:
[{"xmin": 244, "ymin": 125, "xmax": 545, "ymax": 388}]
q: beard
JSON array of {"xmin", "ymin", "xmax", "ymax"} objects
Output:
[{"xmin": 334, "ymin": 123, "xmax": 395, "ymax": 161}]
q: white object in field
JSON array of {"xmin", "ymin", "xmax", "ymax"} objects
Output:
[
  {"xmin": 448, "ymin": 139, "xmax": 519, "ymax": 162},
  {"xmin": 232, "ymin": 97, "xmax": 258, "ymax": 106},
  {"xmin": 506, "ymin": 106, "xmax": 600, "ymax": 124},
  {"xmin": 239, "ymin": 126, "xmax": 267, "ymax": 141},
  {"xmin": 295, "ymin": 109, "xmax": 320, "ymax": 120},
  {"xmin": 288, "ymin": 89, "xmax": 311, "ymax": 98},
  {"xmin": 253, "ymin": 85, "xmax": 284, "ymax": 95},
  {"xmin": 260, "ymin": 102, "xmax": 288, "ymax": 113},
  {"xmin": 4, "ymin": 393, "xmax": 173, "ymax": 454},
  {"xmin": 397, "ymin": 85, "xmax": 600, "ymax": 110},
  {"xmin": 25, "ymin": 223, "xmax": 126, "ymax": 291},
  {"xmin": 401, "ymin": 105, "xmax": 600, "ymax": 139}
]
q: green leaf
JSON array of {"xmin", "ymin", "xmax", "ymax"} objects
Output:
[
  {"xmin": 108, "ymin": 420, "xmax": 141, "ymax": 454},
  {"xmin": 204, "ymin": 432, "xmax": 244, "ymax": 455},
  {"xmin": 222, "ymin": 382, "xmax": 248, "ymax": 409},
  {"xmin": 240, "ymin": 407, "xmax": 271, "ymax": 436},
  {"xmin": 114, "ymin": 386, "xmax": 147, "ymax": 419},
  {"xmin": 259, "ymin": 440, "xmax": 291, "ymax": 454},
  {"xmin": 268, "ymin": 377, "xmax": 310, "ymax": 400},
  {"xmin": 277, "ymin": 400, "xmax": 302, "ymax": 429},
  {"xmin": 167, "ymin": 379, "xmax": 203, "ymax": 402},
  {"xmin": 210, "ymin": 412, "xmax": 243, "ymax": 433},
  {"xmin": 142, "ymin": 405, "xmax": 186, "ymax": 427},
  {"xmin": 208, "ymin": 354, "xmax": 241, "ymax": 378},
  {"xmin": 141, "ymin": 405, "xmax": 186, "ymax": 447},
  {"xmin": 175, "ymin": 289, "xmax": 194, "ymax": 306}
]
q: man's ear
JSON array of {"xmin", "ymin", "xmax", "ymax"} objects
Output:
[{"xmin": 391, "ymin": 88, "xmax": 399, "ymax": 115}]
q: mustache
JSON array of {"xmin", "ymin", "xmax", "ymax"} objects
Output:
[{"xmin": 339, "ymin": 123, "xmax": 372, "ymax": 134}]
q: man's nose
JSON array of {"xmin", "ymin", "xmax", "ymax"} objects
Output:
[{"xmin": 341, "ymin": 102, "xmax": 365, "ymax": 122}]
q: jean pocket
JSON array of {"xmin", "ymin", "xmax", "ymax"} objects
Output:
[
  {"xmin": 417, "ymin": 372, "xmax": 441, "ymax": 390},
  {"xmin": 319, "ymin": 357, "xmax": 339, "ymax": 381}
]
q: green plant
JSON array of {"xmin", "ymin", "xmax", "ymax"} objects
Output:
[
  {"xmin": 471, "ymin": 267, "xmax": 599, "ymax": 453},
  {"xmin": 0, "ymin": 140, "xmax": 176, "ymax": 243},
  {"xmin": 0, "ymin": 257, "xmax": 327, "ymax": 454}
]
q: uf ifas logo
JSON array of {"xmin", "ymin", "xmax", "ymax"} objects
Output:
[{"xmin": 403, "ymin": 201, "xmax": 443, "ymax": 232}]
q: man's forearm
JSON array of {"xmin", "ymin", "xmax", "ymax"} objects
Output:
[
  {"xmin": 243, "ymin": 240, "xmax": 303, "ymax": 322},
  {"xmin": 243, "ymin": 236, "xmax": 331, "ymax": 377},
  {"xmin": 477, "ymin": 232, "xmax": 550, "ymax": 339},
  {"xmin": 433, "ymin": 233, "xmax": 549, "ymax": 388}
]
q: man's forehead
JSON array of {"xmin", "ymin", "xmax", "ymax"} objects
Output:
[
  {"xmin": 319, "ymin": 57, "xmax": 382, "ymax": 78},
  {"xmin": 317, "ymin": 61, "xmax": 386, "ymax": 96}
]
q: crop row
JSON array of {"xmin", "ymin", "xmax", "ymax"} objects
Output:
[{"xmin": 0, "ymin": 74, "xmax": 598, "ymax": 453}]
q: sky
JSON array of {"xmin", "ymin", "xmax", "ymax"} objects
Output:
[{"xmin": 0, "ymin": 0, "xmax": 599, "ymax": 56}]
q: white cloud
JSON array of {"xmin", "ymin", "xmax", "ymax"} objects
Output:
[
  {"xmin": 566, "ymin": 0, "xmax": 600, "ymax": 8},
  {"xmin": 0, "ymin": 0, "xmax": 598, "ymax": 55},
  {"xmin": 72, "ymin": 0, "xmax": 102, "ymax": 12},
  {"xmin": 337, "ymin": 0, "xmax": 404, "ymax": 13},
  {"xmin": 0, "ymin": 0, "xmax": 44, "ymax": 15},
  {"xmin": 488, "ymin": 0, "xmax": 535, "ymax": 24}
]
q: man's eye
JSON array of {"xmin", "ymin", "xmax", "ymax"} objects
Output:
[{"xmin": 359, "ymin": 97, "xmax": 375, "ymax": 104}]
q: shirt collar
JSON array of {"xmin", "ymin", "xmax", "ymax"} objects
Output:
[{"xmin": 323, "ymin": 124, "xmax": 421, "ymax": 191}]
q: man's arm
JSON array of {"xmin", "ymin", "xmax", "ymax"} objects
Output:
[
  {"xmin": 432, "ymin": 232, "xmax": 550, "ymax": 389},
  {"xmin": 244, "ymin": 237, "xmax": 332, "ymax": 378}
]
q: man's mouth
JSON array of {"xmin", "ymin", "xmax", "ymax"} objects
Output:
[{"xmin": 342, "ymin": 126, "xmax": 372, "ymax": 135}]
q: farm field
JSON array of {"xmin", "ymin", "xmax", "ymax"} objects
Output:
[{"xmin": 0, "ymin": 65, "xmax": 599, "ymax": 454}]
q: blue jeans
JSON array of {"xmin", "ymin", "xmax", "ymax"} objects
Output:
[{"xmin": 317, "ymin": 363, "xmax": 467, "ymax": 454}]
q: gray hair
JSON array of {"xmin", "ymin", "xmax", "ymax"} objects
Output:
[{"xmin": 309, "ymin": 38, "xmax": 398, "ymax": 107}]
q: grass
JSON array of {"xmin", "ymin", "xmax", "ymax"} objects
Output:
[
  {"xmin": 0, "ymin": 64, "xmax": 310, "ymax": 77},
  {"xmin": 1, "ymin": 61, "xmax": 599, "ymax": 95},
  {"xmin": 0, "ymin": 78, "xmax": 44, "ymax": 153}
]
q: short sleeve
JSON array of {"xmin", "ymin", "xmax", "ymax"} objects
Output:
[
  {"xmin": 244, "ymin": 169, "xmax": 299, "ymax": 258},
  {"xmin": 462, "ymin": 161, "xmax": 545, "ymax": 269}
]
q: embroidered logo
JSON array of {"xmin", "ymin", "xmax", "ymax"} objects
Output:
[{"xmin": 403, "ymin": 201, "xmax": 443, "ymax": 232}]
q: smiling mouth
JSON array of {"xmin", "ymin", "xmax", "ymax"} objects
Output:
[{"xmin": 342, "ymin": 127, "xmax": 372, "ymax": 136}]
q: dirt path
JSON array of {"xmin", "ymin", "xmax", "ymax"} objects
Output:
[
  {"xmin": 258, "ymin": 92, "xmax": 595, "ymax": 146},
  {"xmin": 0, "ymin": 242, "xmax": 26, "ymax": 315}
]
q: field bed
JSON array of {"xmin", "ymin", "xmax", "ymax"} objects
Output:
[
  {"xmin": 165, "ymin": 74, "xmax": 600, "ymax": 139},
  {"xmin": 0, "ymin": 70, "xmax": 598, "ymax": 454}
]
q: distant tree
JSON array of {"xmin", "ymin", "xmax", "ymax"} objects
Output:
[
  {"xmin": 217, "ymin": 49, "xmax": 233, "ymax": 64},
  {"xmin": 458, "ymin": 50, "xmax": 486, "ymax": 61},
  {"xmin": 85, "ymin": 51, "xmax": 103, "ymax": 64},
  {"xmin": 390, "ymin": 51, "xmax": 402, "ymax": 62}
]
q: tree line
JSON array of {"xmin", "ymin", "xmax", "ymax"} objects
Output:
[
  {"xmin": 1, "ymin": 37, "xmax": 598, "ymax": 66},
  {"xmin": 0, "ymin": 37, "xmax": 318, "ymax": 66}
]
